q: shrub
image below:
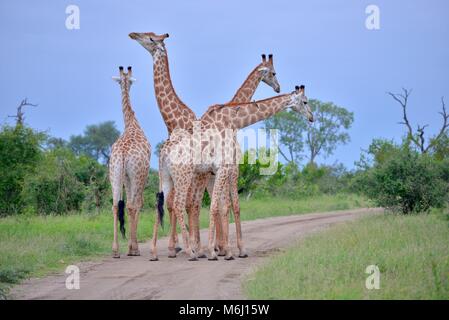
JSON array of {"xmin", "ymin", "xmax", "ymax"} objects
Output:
[
  {"xmin": 359, "ymin": 143, "xmax": 448, "ymax": 213},
  {"xmin": 0, "ymin": 125, "xmax": 44, "ymax": 216},
  {"xmin": 22, "ymin": 148, "xmax": 86, "ymax": 214}
]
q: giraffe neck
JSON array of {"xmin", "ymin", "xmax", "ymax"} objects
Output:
[
  {"xmin": 229, "ymin": 64, "xmax": 263, "ymax": 104},
  {"xmin": 121, "ymin": 83, "xmax": 140, "ymax": 131},
  {"xmin": 152, "ymin": 50, "xmax": 196, "ymax": 134},
  {"xmin": 232, "ymin": 94, "xmax": 293, "ymax": 129}
]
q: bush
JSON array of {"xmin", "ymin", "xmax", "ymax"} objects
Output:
[
  {"xmin": 0, "ymin": 125, "xmax": 44, "ymax": 216},
  {"xmin": 143, "ymin": 169, "xmax": 159, "ymax": 209},
  {"xmin": 23, "ymin": 148, "xmax": 86, "ymax": 215},
  {"xmin": 358, "ymin": 142, "xmax": 448, "ymax": 213}
]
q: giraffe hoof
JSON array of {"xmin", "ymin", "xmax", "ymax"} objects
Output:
[
  {"xmin": 197, "ymin": 253, "xmax": 207, "ymax": 259},
  {"xmin": 149, "ymin": 257, "xmax": 159, "ymax": 261},
  {"xmin": 127, "ymin": 251, "xmax": 140, "ymax": 256},
  {"xmin": 224, "ymin": 256, "xmax": 235, "ymax": 261},
  {"xmin": 168, "ymin": 254, "xmax": 177, "ymax": 258},
  {"xmin": 239, "ymin": 254, "xmax": 249, "ymax": 258},
  {"xmin": 113, "ymin": 253, "xmax": 120, "ymax": 259},
  {"xmin": 217, "ymin": 251, "xmax": 226, "ymax": 257},
  {"xmin": 188, "ymin": 257, "xmax": 199, "ymax": 261},
  {"xmin": 175, "ymin": 247, "xmax": 182, "ymax": 253},
  {"xmin": 208, "ymin": 256, "xmax": 218, "ymax": 261}
]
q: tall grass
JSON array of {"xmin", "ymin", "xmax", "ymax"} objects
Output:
[
  {"xmin": 244, "ymin": 211, "xmax": 449, "ymax": 299},
  {"xmin": 0, "ymin": 193, "xmax": 368, "ymax": 298}
]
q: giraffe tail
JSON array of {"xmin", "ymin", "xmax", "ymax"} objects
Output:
[
  {"xmin": 118, "ymin": 200, "xmax": 126, "ymax": 239},
  {"xmin": 156, "ymin": 192, "xmax": 164, "ymax": 228}
]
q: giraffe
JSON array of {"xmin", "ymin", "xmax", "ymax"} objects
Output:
[
  {"xmin": 109, "ymin": 66, "xmax": 151, "ymax": 258},
  {"xmin": 129, "ymin": 31, "xmax": 282, "ymax": 258},
  {"xmin": 129, "ymin": 31, "xmax": 197, "ymax": 256},
  {"xmin": 151, "ymin": 85, "xmax": 313, "ymax": 261},
  {"xmin": 199, "ymin": 85, "xmax": 313, "ymax": 260},
  {"xmin": 186, "ymin": 54, "xmax": 281, "ymax": 259}
]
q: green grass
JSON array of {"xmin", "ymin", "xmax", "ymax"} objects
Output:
[
  {"xmin": 244, "ymin": 210, "xmax": 449, "ymax": 299},
  {"xmin": 0, "ymin": 193, "xmax": 368, "ymax": 298}
]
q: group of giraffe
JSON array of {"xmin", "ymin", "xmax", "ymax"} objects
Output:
[{"xmin": 109, "ymin": 32, "xmax": 314, "ymax": 261}]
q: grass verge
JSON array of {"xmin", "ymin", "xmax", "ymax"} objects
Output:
[
  {"xmin": 0, "ymin": 193, "xmax": 368, "ymax": 298},
  {"xmin": 243, "ymin": 210, "xmax": 449, "ymax": 299}
]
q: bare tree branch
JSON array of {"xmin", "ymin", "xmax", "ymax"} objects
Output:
[
  {"xmin": 8, "ymin": 98, "xmax": 38, "ymax": 125},
  {"xmin": 389, "ymin": 89, "xmax": 448, "ymax": 154},
  {"xmin": 388, "ymin": 88, "xmax": 419, "ymax": 147}
]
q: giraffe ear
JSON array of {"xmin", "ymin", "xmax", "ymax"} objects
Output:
[
  {"xmin": 129, "ymin": 77, "xmax": 137, "ymax": 83},
  {"xmin": 112, "ymin": 76, "xmax": 121, "ymax": 83}
]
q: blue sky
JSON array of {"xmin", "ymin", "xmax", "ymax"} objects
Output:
[{"xmin": 1, "ymin": 0, "xmax": 448, "ymax": 169}]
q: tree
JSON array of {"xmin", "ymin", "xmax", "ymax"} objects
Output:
[
  {"xmin": 265, "ymin": 99, "xmax": 353, "ymax": 165},
  {"xmin": 8, "ymin": 98, "xmax": 38, "ymax": 126},
  {"xmin": 388, "ymin": 88, "xmax": 448, "ymax": 154},
  {"xmin": 264, "ymin": 111, "xmax": 305, "ymax": 163},
  {"xmin": 46, "ymin": 137, "xmax": 68, "ymax": 150},
  {"xmin": 356, "ymin": 140, "xmax": 448, "ymax": 214},
  {"xmin": 154, "ymin": 140, "xmax": 165, "ymax": 157},
  {"xmin": 0, "ymin": 125, "xmax": 45, "ymax": 215},
  {"xmin": 22, "ymin": 148, "xmax": 86, "ymax": 215},
  {"xmin": 305, "ymin": 100, "xmax": 353, "ymax": 165},
  {"xmin": 68, "ymin": 121, "xmax": 120, "ymax": 164}
]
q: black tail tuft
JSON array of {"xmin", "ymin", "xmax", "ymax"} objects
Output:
[
  {"xmin": 156, "ymin": 192, "xmax": 164, "ymax": 228},
  {"xmin": 118, "ymin": 200, "xmax": 126, "ymax": 239}
]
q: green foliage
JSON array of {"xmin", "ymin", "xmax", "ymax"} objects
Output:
[
  {"xmin": 238, "ymin": 150, "xmax": 264, "ymax": 195},
  {"xmin": 143, "ymin": 169, "xmax": 160, "ymax": 209},
  {"xmin": 69, "ymin": 121, "xmax": 120, "ymax": 164},
  {"xmin": 0, "ymin": 125, "xmax": 45, "ymax": 216},
  {"xmin": 264, "ymin": 111, "xmax": 305, "ymax": 163},
  {"xmin": 154, "ymin": 140, "xmax": 165, "ymax": 157},
  {"xmin": 357, "ymin": 140, "xmax": 449, "ymax": 213},
  {"xmin": 77, "ymin": 158, "xmax": 110, "ymax": 213},
  {"xmin": 239, "ymin": 151, "xmax": 354, "ymax": 200},
  {"xmin": 22, "ymin": 148, "xmax": 86, "ymax": 215},
  {"xmin": 265, "ymin": 99, "xmax": 354, "ymax": 165},
  {"xmin": 431, "ymin": 132, "xmax": 449, "ymax": 161}
]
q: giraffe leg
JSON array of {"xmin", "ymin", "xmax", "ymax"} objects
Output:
[
  {"xmin": 190, "ymin": 173, "xmax": 209, "ymax": 258},
  {"xmin": 230, "ymin": 167, "xmax": 247, "ymax": 258},
  {"xmin": 168, "ymin": 207, "xmax": 178, "ymax": 258},
  {"xmin": 127, "ymin": 205, "xmax": 140, "ymax": 256},
  {"xmin": 173, "ymin": 191, "xmax": 197, "ymax": 261},
  {"xmin": 206, "ymin": 175, "xmax": 223, "ymax": 254},
  {"xmin": 207, "ymin": 168, "xmax": 228, "ymax": 260},
  {"xmin": 131, "ymin": 206, "xmax": 141, "ymax": 256},
  {"xmin": 171, "ymin": 166, "xmax": 197, "ymax": 261},
  {"xmin": 150, "ymin": 198, "xmax": 160, "ymax": 261},
  {"xmin": 152, "ymin": 161, "xmax": 173, "ymax": 260},
  {"xmin": 109, "ymin": 155, "xmax": 124, "ymax": 258},
  {"xmin": 217, "ymin": 192, "xmax": 230, "ymax": 256},
  {"xmin": 220, "ymin": 182, "xmax": 233, "ymax": 260},
  {"xmin": 112, "ymin": 204, "xmax": 120, "ymax": 258},
  {"xmin": 167, "ymin": 189, "xmax": 181, "ymax": 255}
]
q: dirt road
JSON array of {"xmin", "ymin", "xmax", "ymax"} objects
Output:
[{"xmin": 11, "ymin": 208, "xmax": 381, "ymax": 300}]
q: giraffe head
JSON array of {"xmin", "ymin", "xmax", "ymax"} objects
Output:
[
  {"xmin": 112, "ymin": 66, "xmax": 136, "ymax": 89},
  {"xmin": 129, "ymin": 32, "xmax": 169, "ymax": 56},
  {"xmin": 258, "ymin": 54, "xmax": 280, "ymax": 93},
  {"xmin": 291, "ymin": 85, "xmax": 314, "ymax": 122}
]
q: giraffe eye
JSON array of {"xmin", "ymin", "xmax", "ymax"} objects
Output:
[{"xmin": 272, "ymin": 72, "xmax": 276, "ymax": 76}]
